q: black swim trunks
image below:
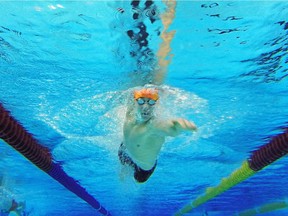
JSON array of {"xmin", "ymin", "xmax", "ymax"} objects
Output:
[{"xmin": 118, "ymin": 143, "xmax": 156, "ymax": 183}]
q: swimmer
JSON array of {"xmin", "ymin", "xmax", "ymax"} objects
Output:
[{"xmin": 118, "ymin": 88, "xmax": 197, "ymax": 183}]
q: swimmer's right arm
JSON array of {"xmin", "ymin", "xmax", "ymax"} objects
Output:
[
  {"xmin": 125, "ymin": 91, "xmax": 135, "ymax": 121},
  {"xmin": 125, "ymin": 102, "xmax": 134, "ymax": 121}
]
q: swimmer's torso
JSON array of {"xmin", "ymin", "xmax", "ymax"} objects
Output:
[{"xmin": 123, "ymin": 119, "xmax": 165, "ymax": 170}]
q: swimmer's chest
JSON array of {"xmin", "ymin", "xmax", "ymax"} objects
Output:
[
  {"xmin": 125, "ymin": 122, "xmax": 153, "ymax": 139},
  {"xmin": 125, "ymin": 123, "xmax": 164, "ymax": 150}
]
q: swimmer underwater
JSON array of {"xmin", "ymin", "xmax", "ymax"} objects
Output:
[{"xmin": 118, "ymin": 88, "xmax": 197, "ymax": 183}]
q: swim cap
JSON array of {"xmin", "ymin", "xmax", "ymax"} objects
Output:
[{"xmin": 134, "ymin": 88, "xmax": 159, "ymax": 100}]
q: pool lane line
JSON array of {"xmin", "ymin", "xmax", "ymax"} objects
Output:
[
  {"xmin": 153, "ymin": 0, "xmax": 176, "ymax": 85},
  {"xmin": 0, "ymin": 103, "xmax": 111, "ymax": 216},
  {"xmin": 175, "ymin": 128, "xmax": 288, "ymax": 215},
  {"xmin": 237, "ymin": 200, "xmax": 288, "ymax": 216}
]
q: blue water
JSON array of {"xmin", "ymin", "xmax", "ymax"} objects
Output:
[{"xmin": 0, "ymin": 1, "xmax": 287, "ymax": 216}]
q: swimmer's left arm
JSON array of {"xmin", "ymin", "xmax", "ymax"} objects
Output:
[{"xmin": 152, "ymin": 118, "xmax": 197, "ymax": 137}]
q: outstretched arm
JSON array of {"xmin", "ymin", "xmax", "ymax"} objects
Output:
[
  {"xmin": 153, "ymin": 0, "xmax": 176, "ymax": 84},
  {"xmin": 153, "ymin": 118, "xmax": 197, "ymax": 137}
]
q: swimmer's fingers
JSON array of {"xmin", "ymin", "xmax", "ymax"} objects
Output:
[
  {"xmin": 181, "ymin": 119, "xmax": 197, "ymax": 131},
  {"xmin": 186, "ymin": 120, "xmax": 197, "ymax": 131}
]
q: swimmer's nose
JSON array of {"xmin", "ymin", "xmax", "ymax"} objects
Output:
[{"xmin": 142, "ymin": 104, "xmax": 150, "ymax": 110}]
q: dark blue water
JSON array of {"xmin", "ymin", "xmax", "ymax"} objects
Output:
[{"xmin": 0, "ymin": 1, "xmax": 287, "ymax": 216}]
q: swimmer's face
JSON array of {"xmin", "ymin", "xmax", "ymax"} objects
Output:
[{"xmin": 135, "ymin": 97, "xmax": 157, "ymax": 121}]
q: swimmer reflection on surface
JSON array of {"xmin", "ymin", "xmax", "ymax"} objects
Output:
[{"xmin": 118, "ymin": 88, "xmax": 197, "ymax": 183}]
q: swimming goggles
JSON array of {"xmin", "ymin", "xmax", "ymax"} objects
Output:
[{"xmin": 136, "ymin": 98, "xmax": 157, "ymax": 106}]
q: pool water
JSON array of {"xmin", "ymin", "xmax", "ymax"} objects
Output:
[{"xmin": 0, "ymin": 1, "xmax": 288, "ymax": 216}]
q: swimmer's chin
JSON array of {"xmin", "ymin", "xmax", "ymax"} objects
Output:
[{"xmin": 137, "ymin": 113, "xmax": 152, "ymax": 122}]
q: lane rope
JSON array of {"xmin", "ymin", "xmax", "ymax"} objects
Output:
[
  {"xmin": 0, "ymin": 103, "xmax": 111, "ymax": 216},
  {"xmin": 175, "ymin": 128, "xmax": 288, "ymax": 215}
]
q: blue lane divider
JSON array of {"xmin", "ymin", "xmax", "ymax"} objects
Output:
[{"xmin": 0, "ymin": 103, "xmax": 111, "ymax": 215}]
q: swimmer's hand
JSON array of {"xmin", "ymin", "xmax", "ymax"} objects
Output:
[{"xmin": 169, "ymin": 118, "xmax": 197, "ymax": 136}]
